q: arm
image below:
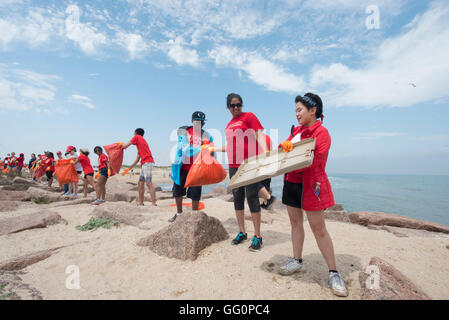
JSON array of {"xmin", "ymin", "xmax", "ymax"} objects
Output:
[
  {"xmin": 122, "ymin": 141, "xmax": 133, "ymax": 150},
  {"xmin": 128, "ymin": 154, "xmax": 141, "ymax": 170}
]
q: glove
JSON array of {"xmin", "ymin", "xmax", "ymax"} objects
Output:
[
  {"xmin": 281, "ymin": 141, "xmax": 294, "ymax": 153},
  {"xmin": 118, "ymin": 142, "xmax": 123, "ymax": 148},
  {"xmin": 121, "ymin": 168, "xmax": 131, "ymax": 176}
]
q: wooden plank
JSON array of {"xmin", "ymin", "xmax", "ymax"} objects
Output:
[{"xmin": 227, "ymin": 138, "xmax": 316, "ymax": 191}]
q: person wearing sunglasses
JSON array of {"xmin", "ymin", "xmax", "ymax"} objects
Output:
[{"xmin": 215, "ymin": 93, "xmax": 269, "ymax": 251}]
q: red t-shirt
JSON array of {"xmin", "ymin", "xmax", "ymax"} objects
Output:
[
  {"xmin": 78, "ymin": 154, "xmax": 94, "ymax": 175},
  {"xmin": 9, "ymin": 157, "xmax": 17, "ymax": 166},
  {"xmin": 225, "ymin": 112, "xmax": 264, "ymax": 168},
  {"xmin": 17, "ymin": 156, "xmax": 24, "ymax": 167},
  {"xmin": 181, "ymin": 127, "xmax": 213, "ymax": 171},
  {"xmin": 98, "ymin": 153, "xmax": 108, "ymax": 170},
  {"xmin": 130, "ymin": 135, "xmax": 154, "ymax": 165},
  {"xmin": 45, "ymin": 157, "xmax": 55, "ymax": 172}
]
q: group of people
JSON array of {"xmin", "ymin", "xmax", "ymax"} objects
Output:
[
  {"xmin": 1, "ymin": 91, "xmax": 347, "ymax": 297},
  {"xmin": 2, "ymin": 152, "xmax": 25, "ymax": 176}
]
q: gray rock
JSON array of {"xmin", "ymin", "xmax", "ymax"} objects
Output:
[
  {"xmin": 0, "ymin": 247, "xmax": 61, "ymax": 271},
  {"xmin": 137, "ymin": 211, "xmax": 229, "ymax": 260},
  {"xmin": 0, "ymin": 210, "xmax": 64, "ymax": 236}
]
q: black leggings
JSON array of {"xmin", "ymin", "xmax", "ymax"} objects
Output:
[{"xmin": 229, "ymin": 167, "xmax": 261, "ymax": 213}]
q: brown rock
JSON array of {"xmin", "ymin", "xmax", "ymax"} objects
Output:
[
  {"xmin": 0, "ymin": 201, "xmax": 21, "ymax": 212},
  {"xmin": 446, "ymin": 245, "xmax": 449, "ymax": 250},
  {"xmin": 0, "ymin": 210, "xmax": 63, "ymax": 236},
  {"xmin": 328, "ymin": 204, "xmax": 345, "ymax": 211},
  {"xmin": 27, "ymin": 187, "xmax": 68, "ymax": 203},
  {"xmin": 137, "ymin": 211, "xmax": 229, "ymax": 260},
  {"xmin": 0, "ymin": 248, "xmax": 61, "ymax": 271},
  {"xmin": 12, "ymin": 177, "xmax": 33, "ymax": 185},
  {"xmin": 349, "ymin": 211, "xmax": 449, "ymax": 234},
  {"xmin": 359, "ymin": 257, "xmax": 430, "ymax": 300},
  {"xmin": 0, "ymin": 190, "xmax": 31, "ymax": 202},
  {"xmin": 324, "ymin": 208, "xmax": 350, "ymax": 222}
]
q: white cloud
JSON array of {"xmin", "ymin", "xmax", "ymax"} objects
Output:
[
  {"xmin": 209, "ymin": 46, "xmax": 307, "ymax": 93},
  {"xmin": 309, "ymin": 1, "xmax": 449, "ymax": 108},
  {"xmin": 114, "ymin": 31, "xmax": 149, "ymax": 60},
  {"xmin": 0, "ymin": 64, "xmax": 61, "ymax": 111},
  {"xmin": 167, "ymin": 37, "xmax": 200, "ymax": 67},
  {"xmin": 68, "ymin": 94, "xmax": 95, "ymax": 109}
]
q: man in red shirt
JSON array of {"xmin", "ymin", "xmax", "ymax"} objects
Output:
[{"xmin": 123, "ymin": 128, "xmax": 156, "ymax": 206}]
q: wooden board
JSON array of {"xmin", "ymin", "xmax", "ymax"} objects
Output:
[{"xmin": 227, "ymin": 138, "xmax": 316, "ymax": 191}]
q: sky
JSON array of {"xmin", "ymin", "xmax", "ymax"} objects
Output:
[{"xmin": 0, "ymin": 0, "xmax": 448, "ymax": 175}]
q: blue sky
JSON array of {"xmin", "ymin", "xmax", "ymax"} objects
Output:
[{"xmin": 1, "ymin": 0, "xmax": 448, "ymax": 175}]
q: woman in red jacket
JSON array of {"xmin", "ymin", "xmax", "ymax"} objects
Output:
[{"xmin": 279, "ymin": 93, "xmax": 348, "ymax": 297}]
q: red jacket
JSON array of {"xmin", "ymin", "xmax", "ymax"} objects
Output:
[{"xmin": 283, "ymin": 121, "xmax": 335, "ymax": 211}]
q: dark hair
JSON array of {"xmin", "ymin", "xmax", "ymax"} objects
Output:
[
  {"xmin": 135, "ymin": 128, "xmax": 144, "ymax": 136},
  {"xmin": 81, "ymin": 150, "xmax": 90, "ymax": 156},
  {"xmin": 48, "ymin": 152, "xmax": 54, "ymax": 159},
  {"xmin": 226, "ymin": 93, "xmax": 243, "ymax": 108},
  {"xmin": 94, "ymin": 146, "xmax": 103, "ymax": 153},
  {"xmin": 295, "ymin": 93, "xmax": 323, "ymax": 119}
]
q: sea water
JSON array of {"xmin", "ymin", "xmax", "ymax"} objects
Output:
[{"xmin": 161, "ymin": 174, "xmax": 449, "ymax": 227}]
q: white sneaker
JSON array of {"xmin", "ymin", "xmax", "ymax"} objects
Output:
[
  {"xmin": 329, "ymin": 272, "xmax": 348, "ymax": 297},
  {"xmin": 279, "ymin": 258, "xmax": 304, "ymax": 275}
]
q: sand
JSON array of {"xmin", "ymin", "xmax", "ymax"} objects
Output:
[{"xmin": 1, "ymin": 169, "xmax": 449, "ymax": 300}]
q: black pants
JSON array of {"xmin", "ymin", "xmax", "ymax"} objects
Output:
[{"xmin": 229, "ymin": 167, "xmax": 261, "ymax": 213}]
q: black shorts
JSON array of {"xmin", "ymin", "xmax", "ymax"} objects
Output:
[
  {"xmin": 100, "ymin": 167, "xmax": 108, "ymax": 177},
  {"xmin": 258, "ymin": 178, "xmax": 271, "ymax": 192},
  {"xmin": 172, "ymin": 169, "xmax": 202, "ymax": 201},
  {"xmin": 84, "ymin": 173, "xmax": 94, "ymax": 179},
  {"xmin": 46, "ymin": 171, "xmax": 54, "ymax": 180},
  {"xmin": 76, "ymin": 171, "xmax": 82, "ymax": 175},
  {"xmin": 282, "ymin": 180, "xmax": 303, "ymax": 209},
  {"xmin": 229, "ymin": 167, "xmax": 261, "ymax": 213}
]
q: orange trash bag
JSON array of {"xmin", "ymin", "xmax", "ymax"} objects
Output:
[
  {"xmin": 34, "ymin": 165, "xmax": 46, "ymax": 179},
  {"xmin": 103, "ymin": 142, "xmax": 123, "ymax": 177},
  {"xmin": 54, "ymin": 159, "xmax": 79, "ymax": 186},
  {"xmin": 170, "ymin": 201, "xmax": 205, "ymax": 210},
  {"xmin": 185, "ymin": 150, "xmax": 227, "ymax": 187}
]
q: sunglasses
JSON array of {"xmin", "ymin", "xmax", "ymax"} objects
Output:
[{"xmin": 229, "ymin": 103, "xmax": 242, "ymax": 108}]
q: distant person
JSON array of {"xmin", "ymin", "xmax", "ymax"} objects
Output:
[
  {"xmin": 66, "ymin": 146, "xmax": 83, "ymax": 197},
  {"xmin": 168, "ymin": 111, "xmax": 214, "ymax": 223},
  {"xmin": 122, "ymin": 128, "xmax": 157, "ymax": 206},
  {"xmin": 215, "ymin": 93, "xmax": 268, "ymax": 251},
  {"xmin": 28, "ymin": 153, "xmax": 36, "ymax": 172},
  {"xmin": 4, "ymin": 154, "xmax": 10, "ymax": 169},
  {"xmin": 278, "ymin": 93, "xmax": 347, "ymax": 297},
  {"xmin": 44, "ymin": 152, "xmax": 55, "ymax": 187},
  {"xmin": 55, "ymin": 151, "xmax": 69, "ymax": 194},
  {"xmin": 8, "ymin": 152, "xmax": 18, "ymax": 176},
  {"xmin": 17, "ymin": 153, "xmax": 25, "ymax": 176},
  {"xmin": 91, "ymin": 146, "xmax": 108, "ymax": 205},
  {"xmin": 75, "ymin": 148, "xmax": 96, "ymax": 198}
]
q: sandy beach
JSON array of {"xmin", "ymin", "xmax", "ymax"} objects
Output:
[{"xmin": 1, "ymin": 169, "xmax": 449, "ymax": 300}]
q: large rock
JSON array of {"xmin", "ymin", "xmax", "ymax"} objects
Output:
[
  {"xmin": 137, "ymin": 211, "xmax": 229, "ymax": 260},
  {"xmin": 27, "ymin": 187, "xmax": 71, "ymax": 203},
  {"xmin": 0, "ymin": 210, "xmax": 64, "ymax": 236},
  {"xmin": 0, "ymin": 201, "xmax": 21, "ymax": 213},
  {"xmin": 349, "ymin": 212, "xmax": 449, "ymax": 234},
  {"xmin": 90, "ymin": 202, "xmax": 152, "ymax": 228},
  {"xmin": 324, "ymin": 204, "xmax": 350, "ymax": 222},
  {"xmin": 12, "ymin": 177, "xmax": 33, "ymax": 185},
  {"xmin": 0, "ymin": 248, "xmax": 61, "ymax": 271},
  {"xmin": 0, "ymin": 190, "xmax": 31, "ymax": 202},
  {"xmin": 359, "ymin": 257, "xmax": 430, "ymax": 300}
]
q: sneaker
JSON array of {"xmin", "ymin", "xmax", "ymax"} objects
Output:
[
  {"xmin": 90, "ymin": 199, "xmax": 101, "ymax": 205},
  {"xmin": 261, "ymin": 196, "xmax": 276, "ymax": 210},
  {"xmin": 248, "ymin": 236, "xmax": 263, "ymax": 251},
  {"xmin": 279, "ymin": 258, "xmax": 304, "ymax": 275},
  {"xmin": 231, "ymin": 232, "xmax": 247, "ymax": 245},
  {"xmin": 168, "ymin": 214, "xmax": 179, "ymax": 223},
  {"xmin": 329, "ymin": 272, "xmax": 348, "ymax": 297}
]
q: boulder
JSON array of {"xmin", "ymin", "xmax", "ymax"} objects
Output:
[
  {"xmin": 137, "ymin": 211, "xmax": 229, "ymax": 260},
  {"xmin": 27, "ymin": 187, "xmax": 67, "ymax": 203},
  {"xmin": 0, "ymin": 201, "xmax": 21, "ymax": 213},
  {"xmin": 324, "ymin": 204, "xmax": 350, "ymax": 222},
  {"xmin": 90, "ymin": 202, "xmax": 152, "ymax": 228},
  {"xmin": 0, "ymin": 190, "xmax": 31, "ymax": 202},
  {"xmin": 77, "ymin": 186, "xmax": 95, "ymax": 194},
  {"xmin": 359, "ymin": 257, "xmax": 430, "ymax": 300},
  {"xmin": 349, "ymin": 212, "xmax": 449, "ymax": 234},
  {"xmin": 0, "ymin": 248, "xmax": 61, "ymax": 271},
  {"xmin": 0, "ymin": 210, "xmax": 64, "ymax": 236},
  {"xmin": 12, "ymin": 177, "xmax": 32, "ymax": 185}
]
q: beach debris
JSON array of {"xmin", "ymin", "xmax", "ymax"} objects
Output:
[
  {"xmin": 359, "ymin": 257, "xmax": 430, "ymax": 300},
  {"xmin": 0, "ymin": 247, "xmax": 62, "ymax": 271},
  {"xmin": 348, "ymin": 211, "xmax": 449, "ymax": 234},
  {"xmin": 137, "ymin": 211, "xmax": 229, "ymax": 261},
  {"xmin": 0, "ymin": 210, "xmax": 64, "ymax": 236}
]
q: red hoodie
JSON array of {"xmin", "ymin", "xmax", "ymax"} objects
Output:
[{"xmin": 282, "ymin": 121, "xmax": 335, "ymax": 211}]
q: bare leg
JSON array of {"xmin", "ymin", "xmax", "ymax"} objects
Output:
[
  {"xmin": 235, "ymin": 210, "xmax": 246, "ymax": 234},
  {"xmin": 251, "ymin": 212, "xmax": 261, "ymax": 237},
  {"xmin": 86, "ymin": 175, "xmax": 96, "ymax": 194},
  {"xmin": 287, "ymin": 205, "xmax": 305, "ymax": 259},
  {"xmin": 306, "ymin": 210, "xmax": 337, "ymax": 270},
  {"xmin": 175, "ymin": 197, "xmax": 183, "ymax": 213},
  {"xmin": 192, "ymin": 200, "xmax": 199, "ymax": 211},
  {"xmin": 146, "ymin": 182, "xmax": 157, "ymax": 206},
  {"xmin": 83, "ymin": 178, "xmax": 88, "ymax": 198},
  {"xmin": 138, "ymin": 180, "xmax": 145, "ymax": 205},
  {"xmin": 101, "ymin": 177, "xmax": 107, "ymax": 200}
]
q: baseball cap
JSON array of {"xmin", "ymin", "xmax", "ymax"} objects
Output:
[
  {"xmin": 192, "ymin": 111, "xmax": 206, "ymax": 121},
  {"xmin": 66, "ymin": 145, "xmax": 75, "ymax": 152},
  {"xmin": 57, "ymin": 151, "xmax": 62, "ymax": 154}
]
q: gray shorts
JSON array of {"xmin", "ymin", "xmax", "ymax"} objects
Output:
[{"xmin": 139, "ymin": 162, "xmax": 153, "ymax": 183}]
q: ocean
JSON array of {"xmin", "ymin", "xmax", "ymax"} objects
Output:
[{"xmin": 161, "ymin": 174, "xmax": 449, "ymax": 227}]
